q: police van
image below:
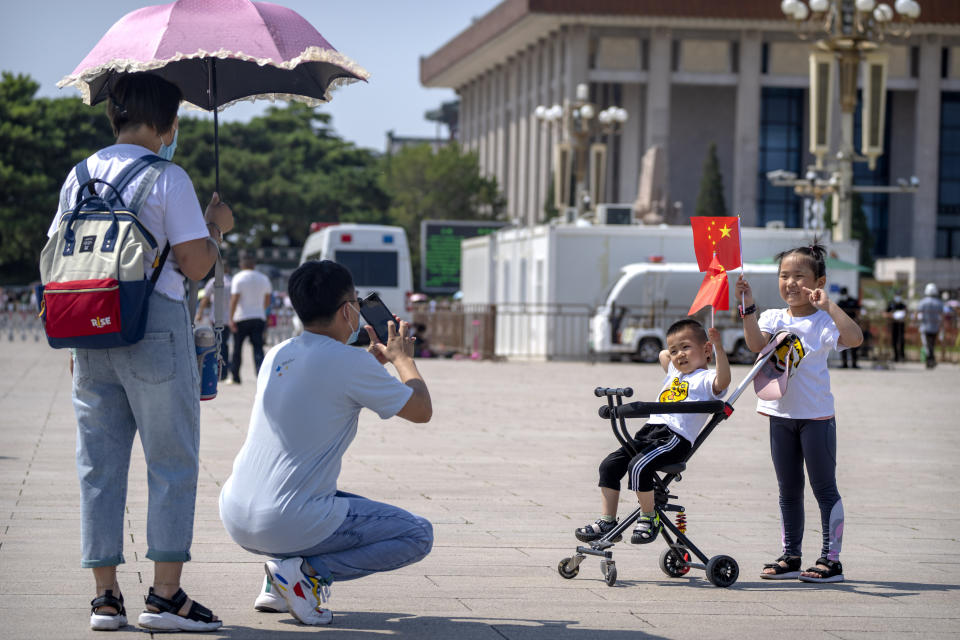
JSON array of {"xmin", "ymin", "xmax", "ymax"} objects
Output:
[{"xmin": 299, "ymin": 223, "xmax": 413, "ymax": 317}]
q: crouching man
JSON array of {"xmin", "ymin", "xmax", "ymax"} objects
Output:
[{"xmin": 219, "ymin": 260, "xmax": 433, "ymax": 626}]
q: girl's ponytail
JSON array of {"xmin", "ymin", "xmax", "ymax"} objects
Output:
[{"xmin": 775, "ymin": 237, "xmax": 827, "ymax": 279}]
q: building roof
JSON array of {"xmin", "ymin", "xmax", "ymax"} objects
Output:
[{"xmin": 421, "ymin": 0, "xmax": 960, "ymax": 88}]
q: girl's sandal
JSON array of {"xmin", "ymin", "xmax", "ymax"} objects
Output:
[
  {"xmin": 798, "ymin": 557, "xmax": 844, "ymax": 583},
  {"xmin": 90, "ymin": 589, "xmax": 127, "ymax": 630},
  {"xmin": 759, "ymin": 554, "xmax": 802, "ymax": 580},
  {"xmin": 137, "ymin": 587, "xmax": 223, "ymax": 632}
]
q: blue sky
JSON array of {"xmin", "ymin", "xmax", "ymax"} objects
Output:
[{"xmin": 0, "ymin": 0, "xmax": 500, "ymax": 151}]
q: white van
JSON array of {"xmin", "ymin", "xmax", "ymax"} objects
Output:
[
  {"xmin": 299, "ymin": 223, "xmax": 413, "ymax": 315},
  {"xmin": 589, "ymin": 262, "xmax": 782, "ymax": 364}
]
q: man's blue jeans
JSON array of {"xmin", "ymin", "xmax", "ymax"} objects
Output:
[{"xmin": 281, "ymin": 491, "xmax": 433, "ymax": 582}]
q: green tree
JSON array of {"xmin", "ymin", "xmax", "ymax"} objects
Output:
[
  {"xmin": 694, "ymin": 142, "xmax": 727, "ymax": 218},
  {"xmin": 176, "ymin": 102, "xmax": 389, "ymax": 252},
  {"xmin": 380, "ymin": 142, "xmax": 505, "ymax": 288},
  {"xmin": 543, "ymin": 174, "xmax": 559, "ymax": 221},
  {"xmin": 0, "ymin": 73, "xmax": 113, "ymax": 283}
]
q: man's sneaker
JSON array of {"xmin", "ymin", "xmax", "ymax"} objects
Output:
[
  {"xmin": 575, "ymin": 517, "xmax": 622, "ymax": 542},
  {"xmin": 264, "ymin": 557, "xmax": 333, "ymax": 626},
  {"xmin": 254, "ymin": 575, "xmax": 288, "ymax": 613},
  {"xmin": 631, "ymin": 513, "xmax": 662, "ymax": 544}
]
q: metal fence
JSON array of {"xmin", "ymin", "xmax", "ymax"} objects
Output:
[
  {"xmin": 1, "ymin": 306, "xmax": 44, "ymax": 343},
  {"xmin": 410, "ymin": 302, "xmax": 594, "ymax": 360}
]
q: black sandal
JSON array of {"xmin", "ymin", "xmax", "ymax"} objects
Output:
[
  {"xmin": 137, "ymin": 587, "xmax": 222, "ymax": 632},
  {"xmin": 799, "ymin": 557, "xmax": 844, "ymax": 583},
  {"xmin": 630, "ymin": 514, "xmax": 662, "ymax": 544},
  {"xmin": 90, "ymin": 589, "xmax": 127, "ymax": 631},
  {"xmin": 760, "ymin": 554, "xmax": 802, "ymax": 580}
]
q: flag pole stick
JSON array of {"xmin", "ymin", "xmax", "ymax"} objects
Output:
[{"xmin": 738, "ymin": 214, "xmax": 745, "ymax": 311}]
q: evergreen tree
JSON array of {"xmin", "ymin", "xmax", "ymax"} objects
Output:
[{"xmin": 694, "ymin": 142, "xmax": 727, "ymax": 218}]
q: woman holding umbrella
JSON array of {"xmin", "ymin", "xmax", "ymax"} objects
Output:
[{"xmin": 54, "ymin": 72, "xmax": 233, "ymax": 632}]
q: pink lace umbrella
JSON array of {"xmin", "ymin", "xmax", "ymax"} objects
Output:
[{"xmin": 59, "ymin": 0, "xmax": 369, "ymax": 190}]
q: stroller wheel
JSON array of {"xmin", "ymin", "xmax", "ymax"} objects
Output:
[
  {"xmin": 601, "ymin": 560, "xmax": 617, "ymax": 587},
  {"xmin": 705, "ymin": 554, "xmax": 739, "ymax": 588},
  {"xmin": 557, "ymin": 557, "xmax": 580, "ymax": 579},
  {"xmin": 659, "ymin": 546, "xmax": 691, "ymax": 578}
]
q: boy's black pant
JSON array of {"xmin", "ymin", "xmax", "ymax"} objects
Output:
[{"xmin": 598, "ymin": 423, "xmax": 691, "ymax": 493}]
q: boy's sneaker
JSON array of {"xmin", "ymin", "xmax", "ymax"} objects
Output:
[
  {"xmin": 254, "ymin": 575, "xmax": 288, "ymax": 613},
  {"xmin": 264, "ymin": 557, "xmax": 333, "ymax": 626},
  {"xmin": 631, "ymin": 513, "xmax": 662, "ymax": 544},
  {"xmin": 575, "ymin": 517, "xmax": 622, "ymax": 542}
]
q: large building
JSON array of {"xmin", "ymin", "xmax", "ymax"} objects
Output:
[{"xmin": 421, "ymin": 0, "xmax": 960, "ymax": 262}]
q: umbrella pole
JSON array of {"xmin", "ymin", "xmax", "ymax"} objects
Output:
[{"xmin": 209, "ymin": 58, "xmax": 220, "ymax": 194}]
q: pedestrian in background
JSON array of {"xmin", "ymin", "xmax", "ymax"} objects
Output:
[
  {"xmin": 917, "ymin": 283, "xmax": 944, "ymax": 369},
  {"xmin": 837, "ymin": 287, "xmax": 861, "ymax": 368},
  {"xmin": 229, "ymin": 256, "xmax": 272, "ymax": 384},
  {"xmin": 886, "ymin": 293, "xmax": 908, "ymax": 362}
]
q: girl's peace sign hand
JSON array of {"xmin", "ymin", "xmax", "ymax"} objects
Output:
[{"xmin": 802, "ymin": 286, "xmax": 830, "ymax": 311}]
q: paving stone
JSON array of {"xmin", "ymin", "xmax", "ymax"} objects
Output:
[{"xmin": 0, "ymin": 340, "xmax": 958, "ymax": 639}]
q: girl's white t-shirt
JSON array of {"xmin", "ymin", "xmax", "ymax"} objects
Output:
[
  {"xmin": 757, "ymin": 308, "xmax": 843, "ymax": 419},
  {"xmin": 49, "ymin": 144, "xmax": 208, "ymax": 300}
]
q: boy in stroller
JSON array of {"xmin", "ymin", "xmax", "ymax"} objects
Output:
[{"xmin": 575, "ymin": 318, "xmax": 730, "ymax": 545}]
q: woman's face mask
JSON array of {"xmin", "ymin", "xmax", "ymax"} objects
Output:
[{"xmin": 158, "ymin": 127, "xmax": 178, "ymax": 161}]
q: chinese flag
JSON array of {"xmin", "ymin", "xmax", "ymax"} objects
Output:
[
  {"xmin": 691, "ymin": 217, "xmax": 741, "ymax": 271},
  {"xmin": 689, "ymin": 254, "xmax": 730, "ymax": 315}
]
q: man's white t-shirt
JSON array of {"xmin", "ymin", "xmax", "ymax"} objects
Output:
[
  {"xmin": 219, "ymin": 332, "xmax": 413, "ymax": 553},
  {"xmin": 230, "ymin": 269, "xmax": 272, "ymax": 322},
  {"xmin": 48, "ymin": 144, "xmax": 208, "ymax": 300},
  {"xmin": 648, "ymin": 362, "xmax": 724, "ymax": 444},
  {"xmin": 757, "ymin": 308, "xmax": 843, "ymax": 419}
]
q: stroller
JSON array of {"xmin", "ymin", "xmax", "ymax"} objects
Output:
[{"xmin": 558, "ymin": 333, "xmax": 796, "ymax": 588}]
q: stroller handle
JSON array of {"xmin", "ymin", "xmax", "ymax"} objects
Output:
[
  {"xmin": 599, "ymin": 400, "xmax": 726, "ymax": 420},
  {"xmin": 594, "ymin": 387, "xmax": 633, "ymax": 398}
]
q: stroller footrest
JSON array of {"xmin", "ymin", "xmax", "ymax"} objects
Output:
[{"xmin": 576, "ymin": 546, "xmax": 613, "ymax": 558}]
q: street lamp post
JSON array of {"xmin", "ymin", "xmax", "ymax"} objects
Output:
[
  {"xmin": 775, "ymin": 0, "xmax": 921, "ymax": 241},
  {"xmin": 535, "ymin": 83, "xmax": 628, "ymax": 221}
]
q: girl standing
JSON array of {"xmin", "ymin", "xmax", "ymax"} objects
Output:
[{"xmin": 735, "ymin": 243, "xmax": 862, "ymax": 583}]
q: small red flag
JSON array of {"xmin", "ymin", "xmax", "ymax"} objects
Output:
[
  {"xmin": 689, "ymin": 254, "xmax": 730, "ymax": 315},
  {"xmin": 691, "ymin": 216, "xmax": 741, "ymax": 271}
]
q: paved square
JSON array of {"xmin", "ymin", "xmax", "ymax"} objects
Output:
[{"xmin": 1, "ymin": 337, "xmax": 958, "ymax": 639}]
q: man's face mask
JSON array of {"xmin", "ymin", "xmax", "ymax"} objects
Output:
[
  {"xmin": 158, "ymin": 127, "xmax": 178, "ymax": 161},
  {"xmin": 345, "ymin": 302, "xmax": 360, "ymax": 344}
]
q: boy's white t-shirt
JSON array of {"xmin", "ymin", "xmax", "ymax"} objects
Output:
[
  {"xmin": 757, "ymin": 308, "xmax": 843, "ymax": 419},
  {"xmin": 648, "ymin": 362, "xmax": 724, "ymax": 444},
  {"xmin": 219, "ymin": 332, "xmax": 413, "ymax": 553},
  {"xmin": 49, "ymin": 144, "xmax": 208, "ymax": 301}
]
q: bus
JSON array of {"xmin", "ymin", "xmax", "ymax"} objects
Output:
[{"xmin": 299, "ymin": 223, "xmax": 413, "ymax": 317}]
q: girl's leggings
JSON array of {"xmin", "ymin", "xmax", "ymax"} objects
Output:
[{"xmin": 769, "ymin": 416, "xmax": 844, "ymax": 561}]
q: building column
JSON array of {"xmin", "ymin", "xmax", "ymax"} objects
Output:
[
  {"xmin": 459, "ymin": 82, "xmax": 470, "ymax": 149},
  {"xmin": 495, "ymin": 64, "xmax": 507, "ymax": 195},
  {"xmin": 503, "ymin": 56, "xmax": 523, "ymax": 225},
  {"xmin": 562, "ymin": 25, "xmax": 589, "ymax": 101},
  {"xmin": 645, "ymin": 29, "xmax": 672, "ymax": 193},
  {"xmin": 733, "ymin": 31, "xmax": 762, "ymax": 227},
  {"xmin": 618, "ymin": 82, "xmax": 643, "ymax": 204},
  {"xmin": 911, "ymin": 34, "xmax": 941, "ymax": 259},
  {"xmin": 528, "ymin": 42, "xmax": 542, "ymax": 223},
  {"xmin": 517, "ymin": 50, "xmax": 531, "ymax": 226},
  {"xmin": 478, "ymin": 73, "xmax": 489, "ymax": 172}
]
